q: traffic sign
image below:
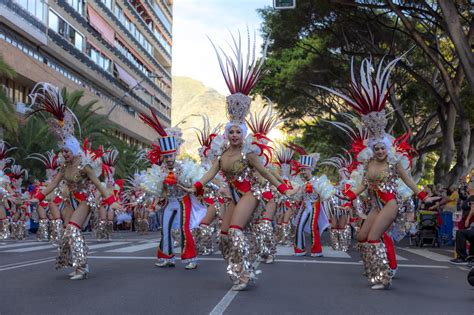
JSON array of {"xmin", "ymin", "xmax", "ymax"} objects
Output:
[{"xmin": 273, "ymin": 0, "xmax": 296, "ymax": 9}]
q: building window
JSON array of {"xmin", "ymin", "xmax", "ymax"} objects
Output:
[
  {"xmin": 86, "ymin": 43, "xmax": 112, "ymax": 72},
  {"xmin": 100, "ymin": 0, "xmax": 113, "ymax": 10},
  {"xmin": 153, "ymin": 28, "xmax": 171, "ymax": 55},
  {"xmin": 49, "ymin": 10, "xmax": 84, "ymax": 52},
  {"xmin": 16, "ymin": 0, "xmax": 47, "ymax": 24},
  {"xmin": 114, "ymin": 5, "xmax": 153, "ymax": 55},
  {"xmin": 67, "ymin": 0, "xmax": 85, "ymax": 16},
  {"xmin": 115, "ymin": 39, "xmax": 151, "ymax": 77},
  {"xmin": 152, "ymin": 2, "xmax": 172, "ymax": 33}
]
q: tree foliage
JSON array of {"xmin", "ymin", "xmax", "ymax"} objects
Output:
[
  {"xmin": 256, "ymin": 0, "xmax": 473, "ymax": 187},
  {"xmin": 0, "ymin": 55, "xmax": 19, "ymax": 139},
  {"xmin": 4, "ymin": 85, "xmax": 141, "ymax": 181}
]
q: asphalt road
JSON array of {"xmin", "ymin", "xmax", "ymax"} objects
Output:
[{"xmin": 1, "ymin": 232, "xmax": 472, "ymax": 315}]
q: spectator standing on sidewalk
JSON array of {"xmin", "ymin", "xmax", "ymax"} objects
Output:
[{"xmin": 450, "ymin": 180, "xmax": 474, "ymax": 265}]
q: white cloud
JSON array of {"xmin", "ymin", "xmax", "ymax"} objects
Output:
[{"xmin": 172, "ymin": 0, "xmax": 270, "ymax": 95}]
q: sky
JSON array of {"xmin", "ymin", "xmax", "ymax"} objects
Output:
[{"xmin": 172, "ymin": 0, "xmax": 271, "ymax": 95}]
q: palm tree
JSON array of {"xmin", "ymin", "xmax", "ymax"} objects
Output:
[
  {"xmin": 62, "ymin": 88, "xmax": 114, "ymax": 144},
  {"xmin": 0, "ymin": 55, "xmax": 19, "ymax": 139}
]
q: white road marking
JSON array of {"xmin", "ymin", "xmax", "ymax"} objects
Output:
[
  {"xmin": 0, "ymin": 256, "xmax": 55, "ymax": 268},
  {"xmin": 5, "ymin": 244, "xmax": 55, "ymax": 252},
  {"xmin": 88, "ymin": 242, "xmax": 129, "ymax": 250},
  {"xmin": 0, "ymin": 258, "xmax": 55, "ymax": 271},
  {"xmin": 276, "ymin": 258, "xmax": 449, "ymax": 269},
  {"xmin": 209, "ymin": 261, "xmax": 261, "ymax": 315},
  {"xmin": 106, "ymin": 242, "xmax": 157, "ymax": 253},
  {"xmin": 0, "ymin": 242, "xmax": 42, "ymax": 250},
  {"xmin": 398, "ymin": 248, "xmax": 451, "ymax": 262},
  {"xmin": 396, "ymin": 254, "xmax": 408, "ymax": 261}
]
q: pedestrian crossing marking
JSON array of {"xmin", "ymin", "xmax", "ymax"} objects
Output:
[
  {"xmin": 396, "ymin": 254, "xmax": 408, "ymax": 261},
  {"xmin": 275, "ymin": 246, "xmax": 351, "ymax": 258},
  {"xmin": 107, "ymin": 242, "xmax": 158, "ymax": 253},
  {"xmin": 5, "ymin": 244, "xmax": 54, "ymax": 252},
  {"xmin": 88, "ymin": 242, "xmax": 129, "ymax": 250},
  {"xmin": 398, "ymin": 247, "xmax": 451, "ymax": 262},
  {"xmin": 0, "ymin": 242, "xmax": 41, "ymax": 249}
]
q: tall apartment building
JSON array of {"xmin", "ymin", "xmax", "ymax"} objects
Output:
[{"xmin": 0, "ymin": 0, "xmax": 173, "ymax": 146}]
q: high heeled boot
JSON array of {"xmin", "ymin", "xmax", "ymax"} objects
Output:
[{"xmin": 37, "ymin": 219, "xmax": 49, "ymax": 241}]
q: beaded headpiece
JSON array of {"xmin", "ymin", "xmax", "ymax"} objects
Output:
[
  {"xmin": 210, "ymin": 30, "xmax": 269, "ymax": 134},
  {"xmin": 27, "ymin": 82, "xmax": 81, "ymax": 154}
]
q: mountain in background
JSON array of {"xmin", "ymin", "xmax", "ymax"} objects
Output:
[{"xmin": 172, "ymin": 76, "xmax": 285, "ymax": 157}]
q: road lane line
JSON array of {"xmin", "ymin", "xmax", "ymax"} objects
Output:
[
  {"xmin": 209, "ymin": 261, "xmax": 260, "ymax": 315},
  {"xmin": 106, "ymin": 242, "xmax": 157, "ymax": 253},
  {"xmin": 396, "ymin": 254, "xmax": 408, "ymax": 261},
  {"xmin": 275, "ymin": 246, "xmax": 351, "ymax": 258},
  {"xmin": 88, "ymin": 242, "xmax": 129, "ymax": 250},
  {"xmin": 0, "ymin": 256, "xmax": 56, "ymax": 268},
  {"xmin": 0, "ymin": 242, "xmax": 42, "ymax": 250},
  {"xmin": 397, "ymin": 247, "xmax": 451, "ymax": 262},
  {"xmin": 5, "ymin": 244, "xmax": 55, "ymax": 252},
  {"xmin": 0, "ymin": 258, "xmax": 55, "ymax": 271}
]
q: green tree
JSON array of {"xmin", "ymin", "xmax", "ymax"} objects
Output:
[
  {"xmin": 256, "ymin": 0, "xmax": 473, "ymax": 187},
  {"xmin": 0, "ymin": 55, "xmax": 19, "ymax": 139}
]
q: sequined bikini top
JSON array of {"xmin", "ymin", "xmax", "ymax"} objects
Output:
[
  {"xmin": 363, "ymin": 162, "xmax": 398, "ymax": 193},
  {"xmin": 60, "ymin": 163, "xmax": 90, "ymax": 193},
  {"xmin": 219, "ymin": 151, "xmax": 252, "ymax": 184}
]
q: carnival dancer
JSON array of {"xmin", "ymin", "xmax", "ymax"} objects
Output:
[
  {"xmin": 95, "ymin": 148, "xmax": 120, "ymax": 240},
  {"xmin": 27, "ymin": 150, "xmax": 62, "ymax": 242},
  {"xmin": 8, "ymin": 164, "xmax": 29, "ymax": 240},
  {"xmin": 0, "ymin": 141, "xmax": 15, "ymax": 239},
  {"xmin": 316, "ymin": 56, "xmax": 428, "ymax": 289},
  {"xmin": 186, "ymin": 31, "xmax": 293, "ymax": 291},
  {"xmin": 140, "ymin": 108, "xmax": 206, "ymax": 270},
  {"xmin": 322, "ymin": 154, "xmax": 355, "ymax": 251},
  {"xmin": 290, "ymin": 148, "xmax": 333, "ymax": 257},
  {"xmin": 274, "ymin": 144, "xmax": 297, "ymax": 246},
  {"xmin": 193, "ymin": 115, "xmax": 224, "ymax": 256},
  {"xmin": 247, "ymin": 105, "xmax": 282, "ymax": 264},
  {"xmin": 28, "ymin": 83, "xmax": 119, "ymax": 280}
]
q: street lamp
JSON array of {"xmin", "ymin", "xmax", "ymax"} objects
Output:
[{"xmin": 106, "ymin": 73, "xmax": 163, "ymax": 118}]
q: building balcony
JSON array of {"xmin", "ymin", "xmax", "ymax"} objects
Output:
[
  {"xmin": 121, "ymin": 0, "xmax": 172, "ymax": 64},
  {"xmin": 47, "ymin": 29, "xmax": 170, "ymax": 123},
  {"xmin": 55, "ymin": 0, "xmax": 171, "ymax": 104},
  {"xmin": 0, "ymin": 0, "xmax": 48, "ymax": 45},
  {"xmin": 92, "ymin": 0, "xmax": 172, "ymax": 78}
]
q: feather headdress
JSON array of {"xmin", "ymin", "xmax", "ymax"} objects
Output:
[
  {"xmin": 27, "ymin": 83, "xmax": 81, "ymax": 151},
  {"xmin": 27, "ymin": 150, "xmax": 59, "ymax": 181},
  {"xmin": 315, "ymin": 56, "xmax": 403, "ymax": 143},
  {"xmin": 287, "ymin": 142, "xmax": 319, "ymax": 170},
  {"xmin": 139, "ymin": 108, "xmax": 179, "ymax": 155},
  {"xmin": 274, "ymin": 143, "xmax": 294, "ymax": 177},
  {"xmin": 0, "ymin": 140, "xmax": 16, "ymax": 170},
  {"xmin": 210, "ymin": 30, "xmax": 269, "ymax": 126},
  {"xmin": 193, "ymin": 114, "xmax": 222, "ymax": 162},
  {"xmin": 246, "ymin": 105, "xmax": 282, "ymax": 165},
  {"xmin": 101, "ymin": 148, "xmax": 119, "ymax": 180}
]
